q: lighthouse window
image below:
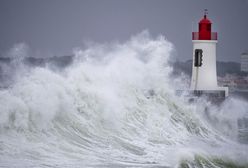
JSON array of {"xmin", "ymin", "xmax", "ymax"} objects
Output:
[
  {"xmin": 194, "ymin": 49, "xmax": 203, "ymax": 67},
  {"xmin": 207, "ymin": 24, "xmax": 211, "ymax": 31}
]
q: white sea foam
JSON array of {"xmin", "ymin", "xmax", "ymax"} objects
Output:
[{"xmin": 0, "ymin": 31, "xmax": 247, "ymax": 167}]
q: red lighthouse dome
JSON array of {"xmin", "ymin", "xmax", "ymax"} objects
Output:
[
  {"xmin": 199, "ymin": 14, "xmax": 212, "ymax": 40},
  {"xmin": 192, "ymin": 10, "xmax": 217, "ymax": 40}
]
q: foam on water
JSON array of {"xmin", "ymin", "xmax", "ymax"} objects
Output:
[{"xmin": 0, "ymin": 31, "xmax": 247, "ymax": 167}]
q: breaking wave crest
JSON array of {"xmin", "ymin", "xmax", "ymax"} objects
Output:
[{"xmin": 0, "ymin": 31, "xmax": 248, "ymax": 167}]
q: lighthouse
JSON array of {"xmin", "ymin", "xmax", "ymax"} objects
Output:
[{"xmin": 190, "ymin": 10, "xmax": 228, "ymax": 98}]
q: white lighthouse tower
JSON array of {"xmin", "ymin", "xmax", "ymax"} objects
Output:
[{"xmin": 190, "ymin": 11, "xmax": 228, "ymax": 98}]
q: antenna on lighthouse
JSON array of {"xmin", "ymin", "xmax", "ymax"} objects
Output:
[{"xmin": 204, "ymin": 9, "xmax": 208, "ymax": 18}]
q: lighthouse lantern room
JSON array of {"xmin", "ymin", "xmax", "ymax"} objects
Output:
[{"xmin": 190, "ymin": 10, "xmax": 228, "ymax": 97}]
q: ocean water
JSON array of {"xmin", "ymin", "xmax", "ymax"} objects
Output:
[{"xmin": 0, "ymin": 32, "xmax": 248, "ymax": 168}]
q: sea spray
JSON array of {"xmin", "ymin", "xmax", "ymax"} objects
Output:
[{"xmin": 0, "ymin": 31, "xmax": 247, "ymax": 167}]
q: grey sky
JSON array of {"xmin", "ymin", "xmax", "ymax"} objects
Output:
[{"xmin": 0, "ymin": 0, "xmax": 247, "ymax": 62}]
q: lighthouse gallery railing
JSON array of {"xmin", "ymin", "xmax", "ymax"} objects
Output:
[{"xmin": 192, "ymin": 32, "xmax": 218, "ymax": 40}]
